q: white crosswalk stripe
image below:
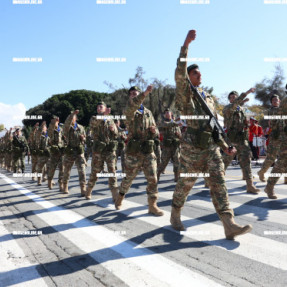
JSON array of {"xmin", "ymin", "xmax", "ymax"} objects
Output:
[
  {"xmin": 0, "ymin": 174, "xmax": 223, "ymax": 287},
  {"xmin": 1, "ymin": 172, "xmax": 287, "ymax": 286},
  {"xmin": 160, "ymin": 191, "xmax": 287, "ymax": 226}
]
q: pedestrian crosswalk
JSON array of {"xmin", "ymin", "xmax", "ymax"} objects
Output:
[{"xmin": 0, "ymin": 172, "xmax": 286, "ymax": 287}]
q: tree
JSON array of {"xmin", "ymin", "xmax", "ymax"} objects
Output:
[
  {"xmin": 0, "ymin": 124, "xmax": 4, "ymax": 132},
  {"xmin": 255, "ymin": 65, "xmax": 286, "ymax": 108}
]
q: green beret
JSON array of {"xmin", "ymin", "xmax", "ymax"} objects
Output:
[
  {"xmin": 187, "ymin": 64, "xmax": 199, "ymax": 74},
  {"xmin": 128, "ymin": 86, "xmax": 142, "ymax": 93}
]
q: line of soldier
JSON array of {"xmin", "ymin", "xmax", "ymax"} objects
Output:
[{"xmin": 1, "ymin": 29, "xmax": 287, "ymax": 241}]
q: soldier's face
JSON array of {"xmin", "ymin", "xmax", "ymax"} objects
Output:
[
  {"xmin": 97, "ymin": 104, "xmax": 106, "ymax": 114},
  {"xmin": 16, "ymin": 130, "xmax": 20, "ymax": 136},
  {"xmin": 229, "ymin": 94, "xmax": 237, "ymax": 103},
  {"xmin": 271, "ymin": 97, "xmax": 280, "ymax": 107},
  {"xmin": 188, "ymin": 68, "xmax": 202, "ymax": 86},
  {"xmin": 129, "ymin": 90, "xmax": 140, "ymax": 99},
  {"xmin": 165, "ymin": 111, "xmax": 172, "ymax": 119},
  {"xmin": 43, "ymin": 126, "xmax": 47, "ymax": 133}
]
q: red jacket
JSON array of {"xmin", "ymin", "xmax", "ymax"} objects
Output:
[{"xmin": 249, "ymin": 124, "xmax": 263, "ymax": 142}]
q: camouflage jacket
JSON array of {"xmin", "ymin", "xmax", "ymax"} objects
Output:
[
  {"xmin": 4, "ymin": 132, "xmax": 13, "ymax": 152},
  {"xmin": 175, "ymin": 46, "xmax": 228, "ymax": 150},
  {"xmin": 266, "ymin": 106, "xmax": 284, "ymax": 141},
  {"xmin": 38, "ymin": 133, "xmax": 49, "ymax": 152},
  {"xmin": 48, "ymin": 124, "xmax": 65, "ymax": 149},
  {"xmin": 223, "ymin": 93, "xmax": 248, "ymax": 133},
  {"xmin": 12, "ymin": 135, "xmax": 28, "ymax": 153},
  {"xmin": 63, "ymin": 113, "xmax": 86, "ymax": 148},
  {"xmin": 159, "ymin": 119, "xmax": 181, "ymax": 141},
  {"xmin": 117, "ymin": 126, "xmax": 127, "ymax": 144},
  {"xmin": 125, "ymin": 94, "xmax": 159, "ymax": 142},
  {"xmin": 28, "ymin": 125, "xmax": 39, "ymax": 151},
  {"xmin": 89, "ymin": 115, "xmax": 118, "ymax": 144}
]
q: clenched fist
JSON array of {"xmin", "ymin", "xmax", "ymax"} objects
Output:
[{"xmin": 184, "ymin": 30, "xmax": 196, "ymax": 48}]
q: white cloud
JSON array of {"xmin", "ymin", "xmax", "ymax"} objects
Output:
[{"xmin": 0, "ymin": 102, "xmax": 26, "ymax": 130}]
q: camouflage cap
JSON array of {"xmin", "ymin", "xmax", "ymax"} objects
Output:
[
  {"xmin": 187, "ymin": 64, "xmax": 199, "ymax": 74},
  {"xmin": 228, "ymin": 91, "xmax": 239, "ymax": 99},
  {"xmin": 164, "ymin": 108, "xmax": 171, "ymax": 113},
  {"xmin": 128, "ymin": 86, "xmax": 142, "ymax": 93},
  {"xmin": 97, "ymin": 101, "xmax": 107, "ymax": 107},
  {"xmin": 270, "ymin": 94, "xmax": 280, "ymax": 103}
]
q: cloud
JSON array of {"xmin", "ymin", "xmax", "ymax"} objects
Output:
[{"xmin": 0, "ymin": 102, "xmax": 26, "ymax": 130}]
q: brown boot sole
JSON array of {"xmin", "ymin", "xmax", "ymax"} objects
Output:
[
  {"xmin": 115, "ymin": 205, "xmax": 122, "ymax": 210},
  {"xmin": 170, "ymin": 219, "xmax": 185, "ymax": 231},
  {"xmin": 148, "ymin": 209, "xmax": 164, "ymax": 216},
  {"xmin": 246, "ymin": 190, "xmax": 260, "ymax": 194}
]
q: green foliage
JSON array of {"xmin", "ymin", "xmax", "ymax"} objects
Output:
[
  {"xmin": 0, "ymin": 124, "xmax": 4, "ymax": 132},
  {"xmin": 255, "ymin": 65, "xmax": 286, "ymax": 108},
  {"xmin": 23, "ymin": 90, "xmax": 109, "ymax": 128}
]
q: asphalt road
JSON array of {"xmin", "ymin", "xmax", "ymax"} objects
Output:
[{"xmin": 1, "ymin": 159, "xmax": 287, "ymax": 287}]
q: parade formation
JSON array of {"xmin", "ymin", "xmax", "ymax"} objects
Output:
[{"xmin": 1, "ymin": 30, "xmax": 287, "ymax": 241}]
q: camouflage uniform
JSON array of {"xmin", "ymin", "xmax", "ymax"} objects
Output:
[
  {"xmin": 172, "ymin": 45, "xmax": 233, "ymax": 216},
  {"xmin": 265, "ymin": 98, "xmax": 287, "ymax": 198},
  {"xmin": 0, "ymin": 138, "xmax": 5, "ymax": 168},
  {"xmin": 4, "ymin": 130, "xmax": 13, "ymax": 171},
  {"xmin": 85, "ymin": 128, "xmax": 93, "ymax": 162},
  {"xmin": 222, "ymin": 93, "xmax": 259, "ymax": 193},
  {"xmin": 47, "ymin": 119, "xmax": 65, "ymax": 190},
  {"xmin": 258, "ymin": 105, "xmax": 286, "ymax": 182},
  {"xmin": 12, "ymin": 133, "xmax": 29, "ymax": 173},
  {"xmin": 86, "ymin": 115, "xmax": 118, "ymax": 200},
  {"xmin": 154, "ymin": 135, "xmax": 162, "ymax": 170},
  {"xmin": 36, "ymin": 124, "xmax": 50, "ymax": 185},
  {"xmin": 62, "ymin": 112, "xmax": 86, "ymax": 195},
  {"xmin": 114, "ymin": 90, "xmax": 164, "ymax": 216},
  {"xmin": 116, "ymin": 125, "xmax": 127, "ymax": 172},
  {"xmin": 28, "ymin": 124, "xmax": 39, "ymax": 180},
  {"xmin": 157, "ymin": 118, "xmax": 181, "ymax": 181}
]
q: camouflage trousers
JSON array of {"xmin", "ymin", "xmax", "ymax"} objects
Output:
[
  {"xmin": 48, "ymin": 152, "xmax": 64, "ymax": 183},
  {"xmin": 12, "ymin": 152, "xmax": 25, "ymax": 172},
  {"xmin": 37, "ymin": 156, "xmax": 49, "ymax": 179},
  {"xmin": 154, "ymin": 145, "xmax": 161, "ymax": 168},
  {"xmin": 5, "ymin": 153, "xmax": 12, "ymax": 170},
  {"xmin": 222, "ymin": 139, "xmax": 252, "ymax": 180},
  {"xmin": 119, "ymin": 151, "xmax": 158, "ymax": 199},
  {"xmin": 87, "ymin": 151, "xmax": 118, "ymax": 193},
  {"xmin": 0, "ymin": 154, "xmax": 4, "ymax": 167},
  {"xmin": 172, "ymin": 141, "xmax": 232, "ymax": 216},
  {"xmin": 266, "ymin": 141, "xmax": 287, "ymax": 187},
  {"xmin": 62, "ymin": 152, "xmax": 86, "ymax": 186},
  {"xmin": 117, "ymin": 148, "xmax": 126, "ymax": 172},
  {"xmin": 260, "ymin": 137, "xmax": 280, "ymax": 172},
  {"xmin": 158, "ymin": 146, "xmax": 180, "ymax": 175},
  {"xmin": 31, "ymin": 154, "xmax": 38, "ymax": 174},
  {"xmin": 85, "ymin": 146, "xmax": 93, "ymax": 162}
]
